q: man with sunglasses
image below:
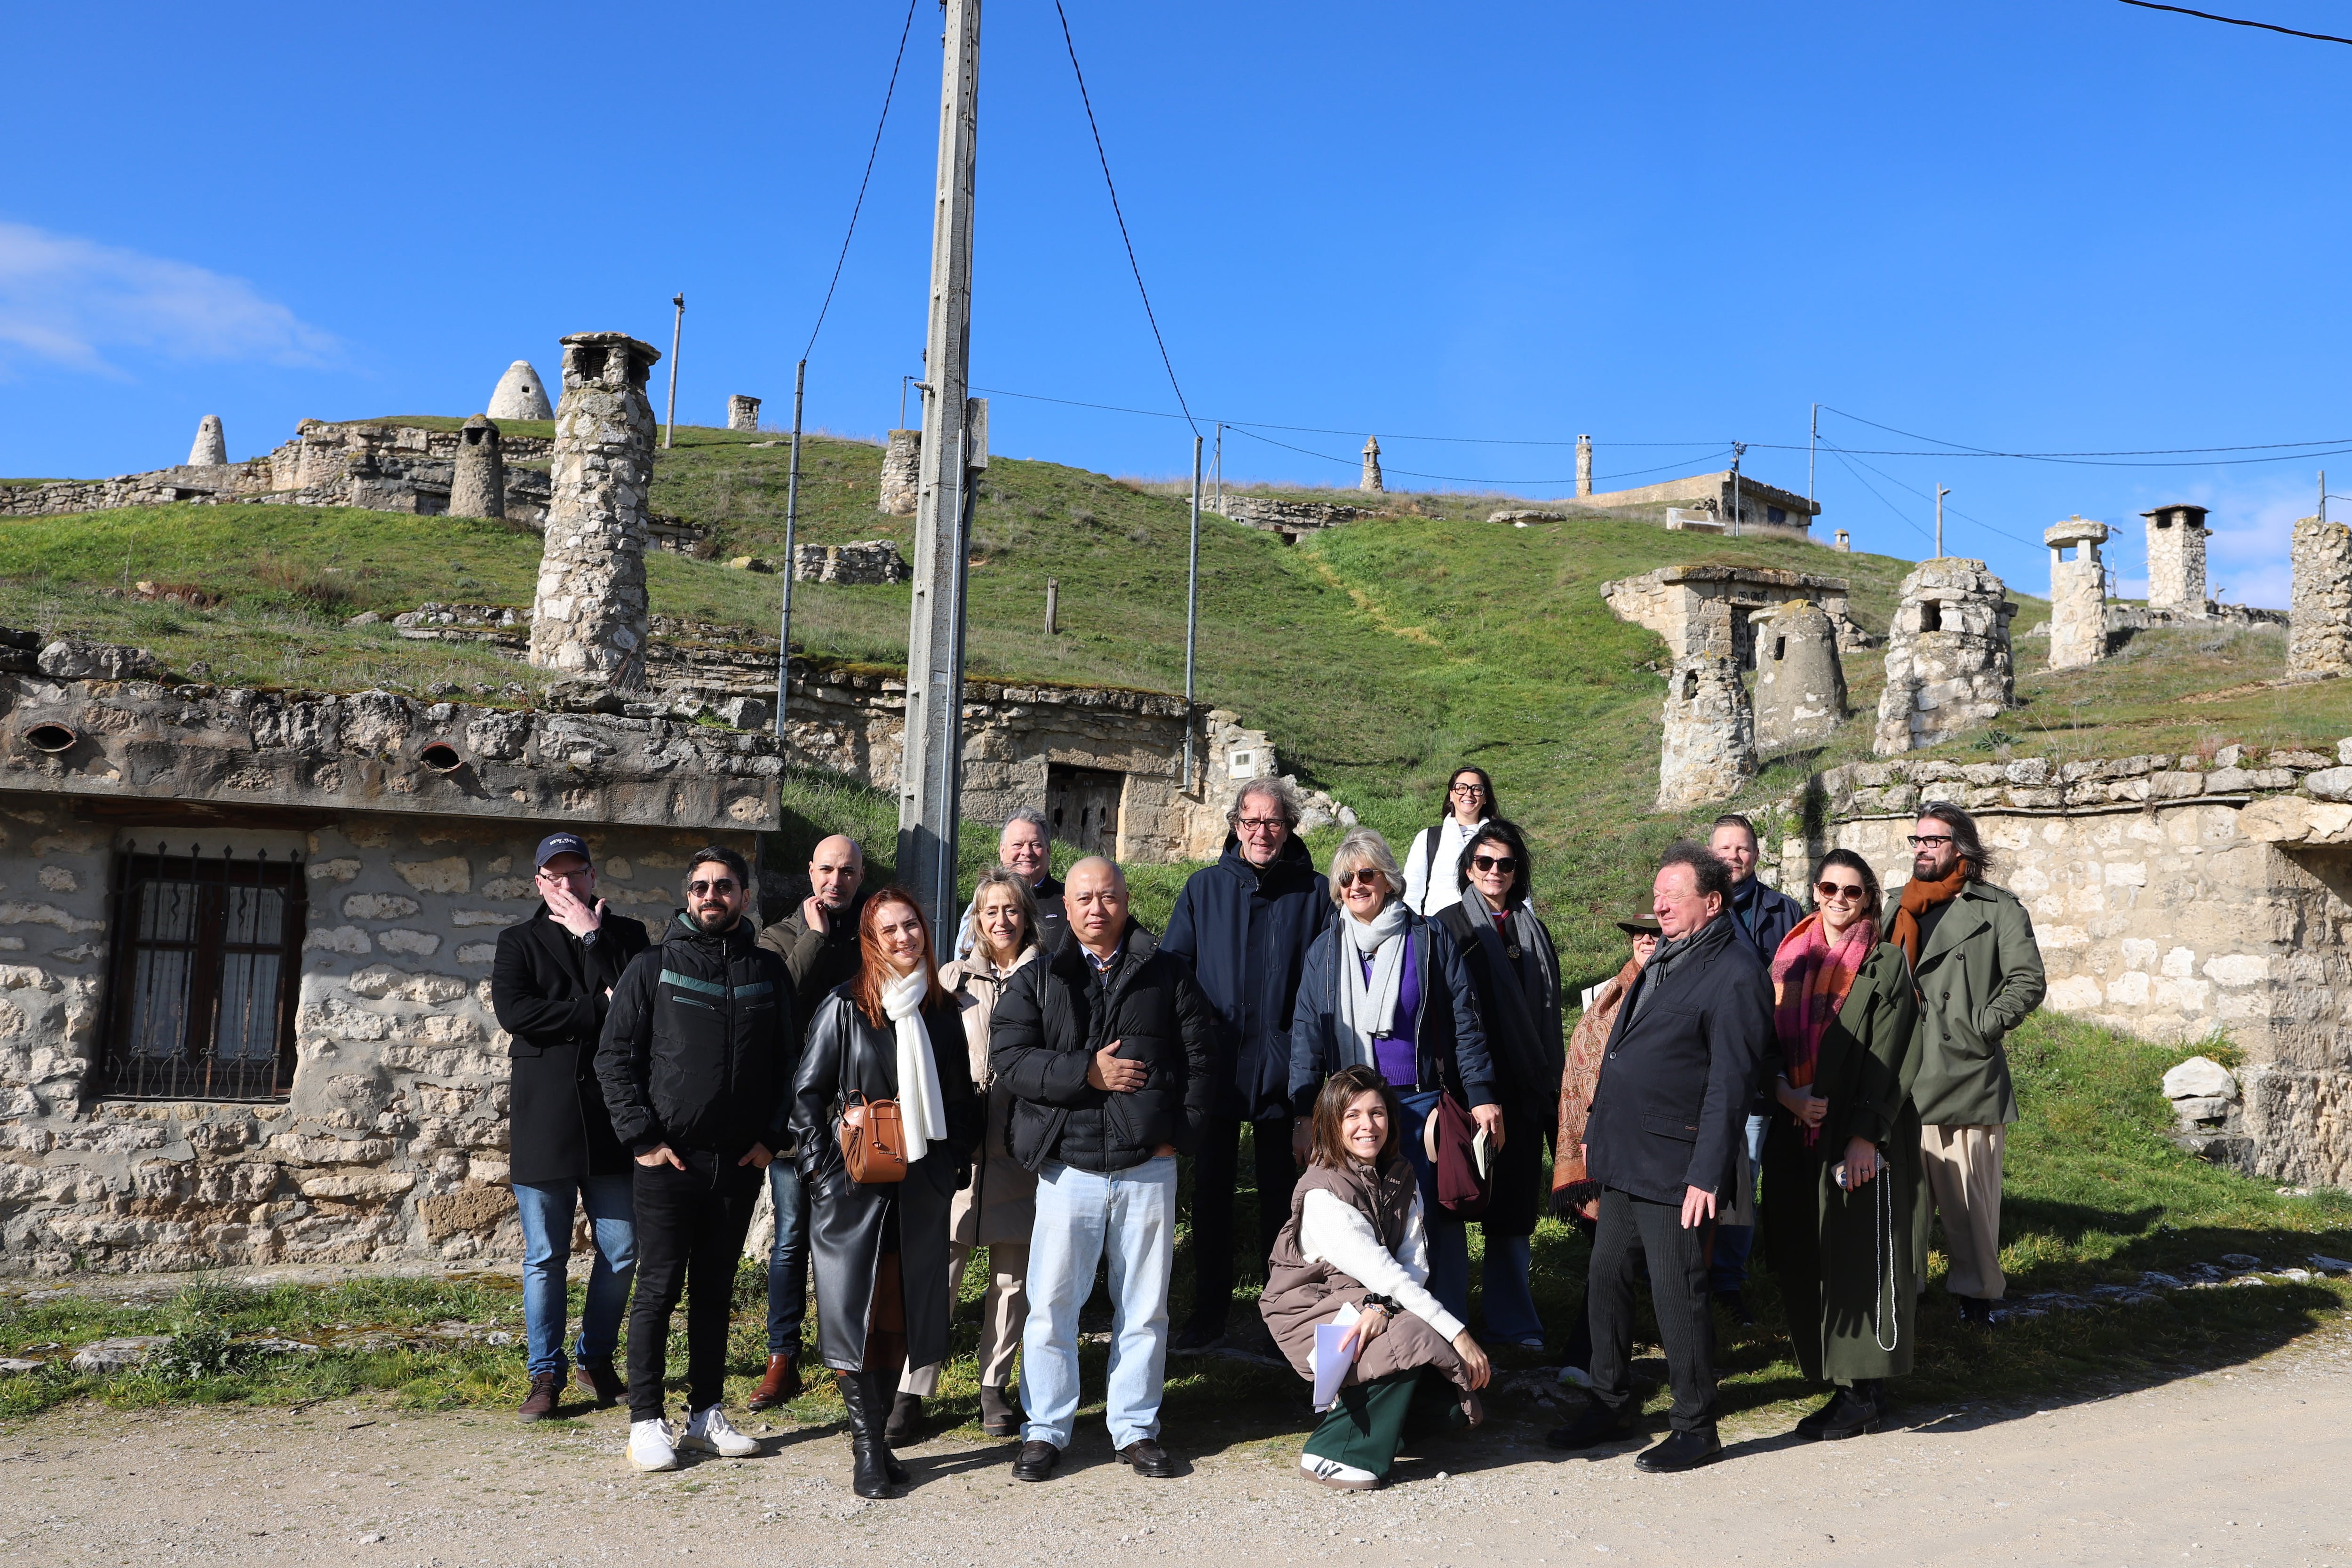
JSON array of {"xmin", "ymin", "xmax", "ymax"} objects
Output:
[
  {"xmin": 1704, "ymin": 814, "xmax": 1803, "ymax": 1325},
  {"xmin": 598, "ymin": 845, "xmax": 797, "ymax": 1472},
  {"xmin": 491, "ymin": 833, "xmax": 653, "ymax": 1421},
  {"xmin": 1891, "ymin": 804, "xmax": 2044, "ymax": 1329}
]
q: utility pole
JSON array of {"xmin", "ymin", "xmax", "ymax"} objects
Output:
[
  {"xmin": 774, "ymin": 358, "xmax": 807, "ymax": 739},
  {"xmin": 1183, "ymin": 434, "xmax": 1202, "ymax": 792},
  {"xmin": 1729, "ymin": 441, "xmax": 1746, "ymax": 538},
  {"xmin": 1212, "ymin": 422, "xmax": 1223, "ymax": 513},
  {"xmin": 1936, "ymin": 484, "xmax": 1950, "ymax": 558},
  {"xmin": 1808, "ymin": 402, "xmax": 1818, "ymax": 504},
  {"xmin": 898, "ymin": 0, "xmax": 983, "ymax": 934},
  {"xmin": 2321, "ymin": 470, "xmax": 2328, "ymax": 525},
  {"xmin": 664, "ymin": 294, "xmax": 684, "ymax": 450}
]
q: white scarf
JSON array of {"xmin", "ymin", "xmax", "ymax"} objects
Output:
[
  {"xmin": 883, "ymin": 966, "xmax": 949, "ymax": 1164},
  {"xmin": 1335, "ymin": 900, "xmax": 1411, "ymax": 1072}
]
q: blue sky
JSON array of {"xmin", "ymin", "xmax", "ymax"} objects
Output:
[{"xmin": 7, "ymin": 1, "xmax": 2352, "ymax": 607}]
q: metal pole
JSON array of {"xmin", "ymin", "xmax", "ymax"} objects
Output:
[
  {"xmin": 1213, "ymin": 422, "xmax": 1222, "ymax": 512},
  {"xmin": 775, "ymin": 357, "xmax": 806, "ymax": 740},
  {"xmin": 1808, "ymin": 402, "xmax": 1818, "ymax": 504},
  {"xmin": 2322, "ymin": 470, "xmax": 2328, "ymax": 526},
  {"xmin": 1730, "ymin": 441, "xmax": 1745, "ymax": 538},
  {"xmin": 1184, "ymin": 434, "xmax": 1202, "ymax": 792},
  {"xmin": 898, "ymin": 0, "xmax": 982, "ymax": 935},
  {"xmin": 664, "ymin": 294, "xmax": 684, "ymax": 450},
  {"xmin": 901, "ymin": 374, "xmax": 912, "ymax": 430},
  {"xmin": 1937, "ymin": 485, "xmax": 1950, "ymax": 557}
]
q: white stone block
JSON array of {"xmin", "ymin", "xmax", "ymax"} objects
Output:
[
  {"xmin": 342, "ymin": 893, "xmax": 421, "ymax": 920},
  {"xmin": 2120, "ymin": 938, "xmax": 2159, "ymax": 968},
  {"xmin": 394, "ymin": 856, "xmax": 471, "ymax": 894},
  {"xmin": 2161, "ymin": 946, "xmax": 2196, "ymax": 978},
  {"xmin": 379, "ymin": 929, "xmax": 441, "ymax": 957},
  {"xmin": 302, "ymin": 925, "xmax": 372, "ymax": 955},
  {"xmin": 2103, "ymin": 861, "xmax": 2148, "ymax": 887},
  {"xmin": 2106, "ymin": 971, "xmax": 2152, "ymax": 1006},
  {"xmin": 2203, "ymin": 953, "xmax": 2270, "ymax": 986},
  {"xmin": 2162, "ymin": 1055, "xmax": 2240, "ymax": 1100},
  {"xmin": 2047, "ymin": 974, "xmax": 2105, "ymax": 1011}
]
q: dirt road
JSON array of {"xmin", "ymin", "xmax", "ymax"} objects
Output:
[{"xmin": 5, "ymin": 1346, "xmax": 2348, "ymax": 1568}]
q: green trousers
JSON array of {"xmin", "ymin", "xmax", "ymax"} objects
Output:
[{"xmin": 1303, "ymin": 1368, "xmax": 1464, "ymax": 1478}]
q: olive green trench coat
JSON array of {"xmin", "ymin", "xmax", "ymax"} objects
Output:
[{"xmin": 1890, "ymin": 879, "xmax": 2046, "ymax": 1129}]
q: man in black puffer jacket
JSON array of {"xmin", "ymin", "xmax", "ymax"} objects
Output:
[
  {"xmin": 990, "ymin": 857, "xmax": 1220, "ymax": 1485},
  {"xmin": 596, "ymin": 845, "xmax": 796, "ymax": 1474}
]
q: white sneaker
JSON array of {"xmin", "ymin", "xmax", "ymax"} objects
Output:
[
  {"xmin": 680, "ymin": 1404, "xmax": 759, "ymax": 1458},
  {"xmin": 629, "ymin": 1417, "xmax": 679, "ymax": 1472},
  {"xmin": 1300, "ymin": 1455, "xmax": 1380, "ymax": 1491},
  {"xmin": 1557, "ymin": 1364, "xmax": 1594, "ymax": 1389}
]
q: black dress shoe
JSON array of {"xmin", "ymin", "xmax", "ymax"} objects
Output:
[
  {"xmin": 1817, "ymin": 1382, "xmax": 1882, "ymax": 1441},
  {"xmin": 1633, "ymin": 1429, "xmax": 1722, "ymax": 1472},
  {"xmin": 1169, "ymin": 1319, "xmax": 1225, "ymax": 1353},
  {"xmin": 1715, "ymin": 1289, "xmax": 1756, "ymax": 1328},
  {"xmin": 1011, "ymin": 1440, "xmax": 1060, "ymax": 1482},
  {"xmin": 1792, "ymin": 1391, "xmax": 1844, "ymax": 1439},
  {"xmin": 1958, "ymin": 1295, "xmax": 2002, "ymax": 1328},
  {"xmin": 1544, "ymin": 1399, "xmax": 1640, "ymax": 1450},
  {"xmin": 1115, "ymin": 1439, "xmax": 1178, "ymax": 1478}
]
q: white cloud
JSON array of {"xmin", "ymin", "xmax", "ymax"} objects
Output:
[{"xmin": 0, "ymin": 220, "xmax": 339, "ymax": 377}]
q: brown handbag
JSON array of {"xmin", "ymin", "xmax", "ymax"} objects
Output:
[{"xmin": 839, "ymin": 1093, "xmax": 909, "ymax": 1184}]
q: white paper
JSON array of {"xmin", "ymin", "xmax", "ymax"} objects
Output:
[
  {"xmin": 1472, "ymin": 1126, "xmax": 1492, "ymax": 1181},
  {"xmin": 1310, "ymin": 1302, "xmax": 1362, "ymax": 1412}
]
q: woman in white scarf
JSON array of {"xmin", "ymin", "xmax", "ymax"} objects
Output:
[{"xmin": 788, "ymin": 887, "xmax": 980, "ymax": 1501}]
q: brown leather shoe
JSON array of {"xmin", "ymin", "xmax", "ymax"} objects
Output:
[
  {"xmin": 575, "ymin": 1358, "xmax": 624, "ymax": 1408},
  {"xmin": 747, "ymin": 1353, "xmax": 803, "ymax": 1410},
  {"xmin": 517, "ymin": 1369, "xmax": 561, "ymax": 1422}
]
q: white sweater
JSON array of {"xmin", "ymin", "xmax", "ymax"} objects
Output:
[
  {"xmin": 1298, "ymin": 1185, "xmax": 1466, "ymax": 1342},
  {"xmin": 1403, "ymin": 817, "xmax": 1485, "ymax": 917}
]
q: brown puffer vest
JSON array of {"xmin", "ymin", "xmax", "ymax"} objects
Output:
[{"xmin": 1259, "ymin": 1158, "xmax": 1472, "ymax": 1395}]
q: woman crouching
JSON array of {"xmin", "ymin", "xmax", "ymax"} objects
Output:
[{"xmin": 1262, "ymin": 1065, "xmax": 1492, "ymax": 1491}]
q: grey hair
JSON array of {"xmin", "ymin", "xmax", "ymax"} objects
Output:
[
  {"xmin": 1327, "ymin": 828, "xmax": 1404, "ymax": 907},
  {"xmin": 1002, "ymin": 804, "xmax": 1049, "ymax": 838},
  {"xmin": 1228, "ymin": 775, "xmax": 1302, "ymax": 830}
]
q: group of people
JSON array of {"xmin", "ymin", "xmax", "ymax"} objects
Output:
[{"xmin": 486, "ymin": 767, "xmax": 2044, "ymax": 1494}]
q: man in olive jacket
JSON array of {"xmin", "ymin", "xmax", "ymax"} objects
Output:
[{"xmin": 1887, "ymin": 805, "xmax": 2046, "ymax": 1327}]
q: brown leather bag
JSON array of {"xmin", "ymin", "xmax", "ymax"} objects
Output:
[{"xmin": 839, "ymin": 1094, "xmax": 909, "ymax": 1184}]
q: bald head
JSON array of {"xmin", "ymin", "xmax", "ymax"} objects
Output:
[
  {"xmin": 1066, "ymin": 857, "xmax": 1129, "ymax": 957},
  {"xmin": 809, "ymin": 835, "xmax": 864, "ymax": 914}
]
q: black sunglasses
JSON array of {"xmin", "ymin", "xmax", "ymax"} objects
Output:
[
  {"xmin": 1471, "ymin": 854, "xmax": 1517, "ymax": 873},
  {"xmin": 687, "ymin": 878, "xmax": 739, "ymax": 896},
  {"xmin": 1814, "ymin": 881, "xmax": 1866, "ymax": 900}
]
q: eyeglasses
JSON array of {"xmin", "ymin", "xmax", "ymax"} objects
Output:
[
  {"xmin": 1235, "ymin": 817, "xmax": 1287, "ymax": 834},
  {"xmin": 687, "ymin": 878, "xmax": 739, "ymax": 896},
  {"xmin": 1335, "ymin": 868, "xmax": 1388, "ymax": 890},
  {"xmin": 1815, "ymin": 881, "xmax": 1867, "ymax": 901},
  {"xmin": 1449, "ymin": 783, "xmax": 1484, "ymax": 797},
  {"xmin": 1906, "ymin": 834, "xmax": 1954, "ymax": 848},
  {"xmin": 538, "ymin": 864, "xmax": 591, "ymax": 880},
  {"xmin": 1471, "ymin": 854, "xmax": 1517, "ymax": 873}
]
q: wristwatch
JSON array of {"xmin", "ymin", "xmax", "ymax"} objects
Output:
[
  {"xmin": 580, "ymin": 928, "xmax": 600, "ymax": 947},
  {"xmin": 1361, "ymin": 1293, "xmax": 1402, "ymax": 1315}
]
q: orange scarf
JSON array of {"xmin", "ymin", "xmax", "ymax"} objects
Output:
[{"xmin": 1889, "ymin": 864, "xmax": 1968, "ymax": 969}]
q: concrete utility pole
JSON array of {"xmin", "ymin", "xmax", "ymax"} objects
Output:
[
  {"xmin": 1184, "ymin": 434, "xmax": 1202, "ymax": 791},
  {"xmin": 898, "ymin": 0, "xmax": 983, "ymax": 934},
  {"xmin": 1937, "ymin": 484, "xmax": 1950, "ymax": 558},
  {"xmin": 1729, "ymin": 441, "xmax": 1746, "ymax": 538},
  {"xmin": 775, "ymin": 358, "xmax": 807, "ymax": 738},
  {"xmin": 664, "ymin": 294, "xmax": 684, "ymax": 450},
  {"xmin": 1808, "ymin": 402, "xmax": 1818, "ymax": 503}
]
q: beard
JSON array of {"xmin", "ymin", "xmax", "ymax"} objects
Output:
[{"xmin": 693, "ymin": 902, "xmax": 737, "ymax": 933}]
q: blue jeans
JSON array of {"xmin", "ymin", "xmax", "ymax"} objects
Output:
[
  {"xmin": 1709, "ymin": 1113, "xmax": 1772, "ymax": 1293},
  {"xmin": 764, "ymin": 1162, "xmax": 811, "ymax": 1356},
  {"xmin": 1020, "ymin": 1156, "xmax": 1176, "ymax": 1450},
  {"xmin": 1397, "ymin": 1089, "xmax": 1471, "ymax": 1325},
  {"xmin": 513, "ymin": 1175, "xmax": 637, "ymax": 1379},
  {"xmin": 1481, "ymin": 1236, "xmax": 1545, "ymax": 1344}
]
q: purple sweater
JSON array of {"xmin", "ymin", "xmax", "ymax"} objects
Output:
[{"xmin": 1360, "ymin": 932, "xmax": 1420, "ymax": 1090}]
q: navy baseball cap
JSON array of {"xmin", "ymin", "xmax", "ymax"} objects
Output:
[{"xmin": 534, "ymin": 832, "xmax": 591, "ymax": 869}]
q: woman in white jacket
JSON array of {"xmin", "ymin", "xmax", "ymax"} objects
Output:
[{"xmin": 1400, "ymin": 766, "xmax": 1497, "ymax": 917}]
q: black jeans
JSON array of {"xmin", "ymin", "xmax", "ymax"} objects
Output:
[
  {"xmin": 1585, "ymin": 1186, "xmax": 1718, "ymax": 1434},
  {"xmin": 627, "ymin": 1153, "xmax": 763, "ymax": 1422},
  {"xmin": 1185, "ymin": 1113, "xmax": 1297, "ymax": 1326}
]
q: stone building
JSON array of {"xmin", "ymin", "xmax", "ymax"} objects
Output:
[
  {"xmin": 1872, "ymin": 558, "xmax": 2016, "ymax": 756},
  {"xmin": 188, "ymin": 416, "xmax": 227, "ymax": 468},
  {"xmin": 1750, "ymin": 600, "xmax": 1845, "ymax": 751},
  {"xmin": 2288, "ymin": 515, "xmax": 2352, "ymax": 680},
  {"xmin": 728, "ymin": 395, "xmax": 761, "ymax": 433},
  {"xmin": 2045, "ymin": 515, "xmax": 2110, "ymax": 670},
  {"xmin": 1360, "ymin": 437, "xmax": 1384, "ymax": 494},
  {"xmin": 1656, "ymin": 634, "xmax": 1756, "ymax": 810},
  {"xmin": 488, "ymin": 361, "xmax": 554, "ymax": 422},
  {"xmin": 1601, "ymin": 564, "xmax": 1875, "ymax": 667},
  {"xmin": 445, "ymin": 416, "xmax": 504, "ymax": 521},
  {"xmin": 528, "ymin": 333, "xmax": 662, "ymax": 692},
  {"xmin": 2142, "ymin": 503, "xmax": 2209, "ymax": 616},
  {"xmin": 878, "ymin": 430, "xmax": 921, "ymax": 517},
  {"xmin": 1577, "ymin": 470, "xmax": 1820, "ymax": 535}
]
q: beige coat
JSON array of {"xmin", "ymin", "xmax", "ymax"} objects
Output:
[{"xmin": 941, "ymin": 947, "xmax": 1040, "ymax": 1247}]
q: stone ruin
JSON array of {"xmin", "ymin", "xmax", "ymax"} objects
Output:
[
  {"xmin": 2288, "ymin": 515, "xmax": 2352, "ymax": 680},
  {"xmin": 2144, "ymin": 502, "xmax": 2209, "ymax": 615},
  {"xmin": 1575, "ymin": 434, "xmax": 1592, "ymax": 497},
  {"xmin": 728, "ymin": 394, "xmax": 762, "ymax": 433},
  {"xmin": 1872, "ymin": 558, "xmax": 2016, "ymax": 756},
  {"xmin": 1602, "ymin": 564, "xmax": 1875, "ymax": 663},
  {"xmin": 1206, "ymin": 493, "xmax": 1380, "ymax": 542},
  {"xmin": 188, "ymin": 414, "xmax": 227, "ymax": 467},
  {"xmin": 2044, "ymin": 515, "xmax": 2109, "ymax": 670},
  {"xmin": 528, "ymin": 332, "xmax": 661, "ymax": 692},
  {"xmin": 446, "ymin": 415, "xmax": 503, "ymax": 521},
  {"xmin": 488, "ymin": 359, "xmax": 554, "ymax": 421},
  {"xmin": 878, "ymin": 429, "xmax": 921, "ymax": 516},
  {"xmin": 1360, "ymin": 436, "xmax": 1383, "ymax": 493},
  {"xmin": 1750, "ymin": 600, "xmax": 1846, "ymax": 752},
  {"xmin": 795, "ymin": 539, "xmax": 910, "ymax": 586},
  {"xmin": 1656, "ymin": 604, "xmax": 1756, "ymax": 808}
]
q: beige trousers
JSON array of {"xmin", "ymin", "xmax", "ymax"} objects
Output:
[
  {"xmin": 898, "ymin": 1241, "xmax": 1029, "ymax": 1396},
  {"xmin": 1920, "ymin": 1123, "xmax": 2006, "ymax": 1300}
]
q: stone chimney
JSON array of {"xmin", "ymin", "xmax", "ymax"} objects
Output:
[
  {"xmin": 728, "ymin": 394, "xmax": 762, "ymax": 433},
  {"xmin": 1750, "ymin": 601, "xmax": 1846, "ymax": 751},
  {"xmin": 489, "ymin": 360, "xmax": 555, "ymax": 421},
  {"xmin": 1657, "ymin": 603, "xmax": 1756, "ymax": 808},
  {"xmin": 879, "ymin": 430, "xmax": 921, "ymax": 516},
  {"xmin": 2044, "ymin": 516, "xmax": 2110, "ymax": 670},
  {"xmin": 1575, "ymin": 434, "xmax": 1592, "ymax": 498},
  {"xmin": 2140, "ymin": 503, "xmax": 2209, "ymax": 616},
  {"xmin": 528, "ymin": 332, "xmax": 661, "ymax": 690},
  {"xmin": 1361, "ymin": 436, "xmax": 1383, "ymax": 494},
  {"xmin": 2288, "ymin": 515, "xmax": 2352, "ymax": 679},
  {"xmin": 448, "ymin": 415, "xmax": 504, "ymax": 520},
  {"xmin": 1873, "ymin": 558, "xmax": 2017, "ymax": 755},
  {"xmin": 188, "ymin": 415, "xmax": 227, "ymax": 467}
]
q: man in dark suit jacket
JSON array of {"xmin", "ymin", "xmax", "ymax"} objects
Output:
[
  {"xmin": 1547, "ymin": 842, "xmax": 1771, "ymax": 1473},
  {"xmin": 490, "ymin": 832, "xmax": 652, "ymax": 1422}
]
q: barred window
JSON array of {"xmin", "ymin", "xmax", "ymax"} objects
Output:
[{"xmin": 101, "ymin": 844, "xmax": 307, "ymax": 1101}]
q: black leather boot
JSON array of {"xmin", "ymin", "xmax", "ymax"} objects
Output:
[
  {"xmin": 866, "ymin": 1373, "xmax": 910, "ymax": 1485},
  {"xmin": 835, "ymin": 1373, "xmax": 894, "ymax": 1499}
]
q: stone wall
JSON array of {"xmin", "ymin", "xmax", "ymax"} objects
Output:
[
  {"xmin": 793, "ymin": 540, "xmax": 909, "ymax": 586},
  {"xmin": 1873, "ymin": 558, "xmax": 2016, "ymax": 756},
  {"xmin": 878, "ymin": 430, "xmax": 920, "ymax": 517},
  {"xmin": 529, "ymin": 333, "xmax": 661, "ymax": 690},
  {"xmin": 2289, "ymin": 516, "xmax": 2352, "ymax": 680},
  {"xmin": 1601, "ymin": 564, "xmax": 1873, "ymax": 665},
  {"xmin": 1203, "ymin": 493, "xmax": 1381, "ymax": 541},
  {"xmin": 1574, "ymin": 470, "xmax": 1821, "ymax": 532},
  {"xmin": 1656, "ymin": 603, "xmax": 1755, "ymax": 809},
  {"xmin": 1750, "ymin": 600, "xmax": 1845, "ymax": 751}
]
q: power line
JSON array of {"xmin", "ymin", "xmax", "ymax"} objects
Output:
[
  {"xmin": 1052, "ymin": 1, "xmax": 1196, "ymax": 435},
  {"xmin": 1225, "ymin": 423, "xmax": 1732, "ymax": 488},
  {"xmin": 800, "ymin": 0, "xmax": 920, "ymax": 361},
  {"xmin": 1821, "ymin": 437, "xmax": 2046, "ymax": 551},
  {"xmin": 1818, "ymin": 404, "xmax": 2352, "ymax": 462},
  {"xmin": 2114, "ymin": 0, "xmax": 2352, "ymax": 46}
]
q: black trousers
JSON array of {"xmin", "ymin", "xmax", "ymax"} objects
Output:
[
  {"xmin": 1185, "ymin": 1113, "xmax": 1297, "ymax": 1325},
  {"xmin": 627, "ymin": 1153, "xmax": 763, "ymax": 1422},
  {"xmin": 1585, "ymin": 1185, "xmax": 1719, "ymax": 1434}
]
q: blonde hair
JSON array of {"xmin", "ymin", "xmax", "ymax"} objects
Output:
[
  {"xmin": 966, "ymin": 866, "xmax": 1041, "ymax": 963},
  {"xmin": 1327, "ymin": 827, "xmax": 1404, "ymax": 907}
]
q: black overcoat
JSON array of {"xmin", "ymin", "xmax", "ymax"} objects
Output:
[
  {"xmin": 1161, "ymin": 836, "xmax": 1333, "ymax": 1121},
  {"xmin": 1436, "ymin": 898, "xmax": 1565, "ymax": 1235},
  {"xmin": 491, "ymin": 906, "xmax": 651, "ymax": 1186}
]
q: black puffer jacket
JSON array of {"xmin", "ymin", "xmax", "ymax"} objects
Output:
[
  {"xmin": 596, "ymin": 911, "xmax": 798, "ymax": 1159},
  {"xmin": 989, "ymin": 923, "xmax": 1221, "ymax": 1174}
]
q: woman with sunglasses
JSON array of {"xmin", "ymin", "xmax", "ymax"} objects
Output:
[
  {"xmin": 1760, "ymin": 848, "xmax": 1921, "ymax": 1442},
  {"xmin": 1289, "ymin": 828, "xmax": 1498, "ymax": 1325},
  {"xmin": 1433, "ymin": 820, "xmax": 1561, "ymax": 1350},
  {"xmin": 789, "ymin": 888, "xmax": 981, "ymax": 1499}
]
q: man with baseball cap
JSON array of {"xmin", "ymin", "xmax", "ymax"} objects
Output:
[{"xmin": 490, "ymin": 832, "xmax": 653, "ymax": 1420}]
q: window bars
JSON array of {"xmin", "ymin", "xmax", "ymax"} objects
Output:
[{"xmin": 100, "ymin": 842, "xmax": 307, "ymax": 1101}]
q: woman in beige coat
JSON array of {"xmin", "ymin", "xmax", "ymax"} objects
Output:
[{"xmin": 891, "ymin": 867, "xmax": 1041, "ymax": 1443}]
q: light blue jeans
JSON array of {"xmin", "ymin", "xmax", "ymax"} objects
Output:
[
  {"xmin": 1020, "ymin": 1155, "xmax": 1176, "ymax": 1450},
  {"xmin": 513, "ymin": 1174, "xmax": 637, "ymax": 1379}
]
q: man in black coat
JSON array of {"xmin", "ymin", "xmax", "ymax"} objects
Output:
[
  {"xmin": 596, "ymin": 845, "xmax": 797, "ymax": 1474},
  {"xmin": 1548, "ymin": 842, "xmax": 1771, "ymax": 1474},
  {"xmin": 489, "ymin": 832, "xmax": 652, "ymax": 1421},
  {"xmin": 1159, "ymin": 777, "xmax": 1333, "ymax": 1350},
  {"xmin": 991, "ymin": 857, "xmax": 1222, "ymax": 1484}
]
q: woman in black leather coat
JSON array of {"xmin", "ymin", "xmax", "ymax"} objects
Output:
[{"xmin": 789, "ymin": 886, "xmax": 980, "ymax": 1499}]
